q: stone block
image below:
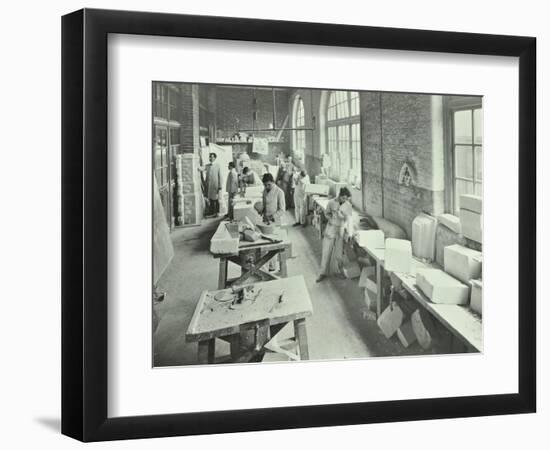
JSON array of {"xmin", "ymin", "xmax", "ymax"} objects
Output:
[
  {"xmin": 412, "ymin": 213, "xmax": 437, "ymax": 261},
  {"xmin": 438, "ymin": 213, "xmax": 461, "ymax": 234},
  {"xmin": 470, "ymin": 279, "xmax": 482, "ymax": 316},
  {"xmin": 356, "ymin": 230, "xmax": 385, "ymax": 249},
  {"xmin": 444, "ymin": 244, "xmax": 482, "ymax": 284},
  {"xmin": 210, "ymin": 223, "xmax": 239, "ymax": 255},
  {"xmin": 377, "ymin": 303, "xmax": 404, "ymax": 339},
  {"xmin": 384, "ymin": 238, "xmax": 412, "ymax": 273},
  {"xmin": 397, "ymin": 320, "xmax": 417, "ymax": 348},
  {"xmin": 460, "ymin": 209, "xmax": 482, "ymax": 243},
  {"xmin": 460, "ymin": 194, "xmax": 482, "ymax": 214},
  {"xmin": 304, "ymin": 183, "xmax": 330, "ymax": 196},
  {"xmin": 416, "ymin": 268, "xmax": 470, "ymax": 305}
]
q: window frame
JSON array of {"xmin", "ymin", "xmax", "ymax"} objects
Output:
[
  {"xmin": 325, "ymin": 91, "xmax": 361, "ymax": 188},
  {"xmin": 444, "ymin": 96, "xmax": 483, "ymax": 215},
  {"xmin": 293, "ymin": 96, "xmax": 306, "ymax": 161}
]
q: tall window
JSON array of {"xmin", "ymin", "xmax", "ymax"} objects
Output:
[
  {"xmin": 153, "ymin": 83, "xmax": 181, "ymax": 227},
  {"xmin": 293, "ymin": 97, "xmax": 306, "ymax": 161},
  {"xmin": 326, "ymin": 91, "xmax": 361, "ymax": 186},
  {"xmin": 452, "ymin": 106, "xmax": 482, "ymax": 213}
]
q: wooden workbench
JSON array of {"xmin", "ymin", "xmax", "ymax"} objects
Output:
[
  {"xmin": 212, "ymin": 221, "xmax": 292, "ymax": 289},
  {"xmin": 393, "ymin": 267, "xmax": 483, "ymax": 352},
  {"xmin": 354, "ymin": 236, "xmax": 482, "ymax": 352},
  {"xmin": 186, "ymin": 276, "xmax": 313, "ymax": 364}
]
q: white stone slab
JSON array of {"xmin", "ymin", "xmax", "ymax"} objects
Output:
[
  {"xmin": 356, "ymin": 230, "xmax": 385, "ymax": 249},
  {"xmin": 397, "ymin": 320, "xmax": 417, "ymax": 348},
  {"xmin": 384, "ymin": 238, "xmax": 412, "ymax": 273},
  {"xmin": 234, "ymin": 202, "xmax": 260, "ymax": 224},
  {"xmin": 412, "ymin": 213, "xmax": 437, "ymax": 261},
  {"xmin": 470, "ymin": 279, "xmax": 482, "ymax": 316},
  {"xmin": 460, "ymin": 209, "xmax": 482, "ymax": 243},
  {"xmin": 460, "ymin": 194, "xmax": 482, "ymax": 214},
  {"xmin": 377, "ymin": 303, "xmax": 404, "ymax": 339},
  {"xmin": 416, "ymin": 268, "xmax": 470, "ymax": 305},
  {"xmin": 444, "ymin": 244, "xmax": 482, "ymax": 284},
  {"xmin": 304, "ymin": 183, "xmax": 330, "ymax": 196},
  {"xmin": 210, "ymin": 225, "xmax": 239, "ymax": 255},
  {"xmin": 438, "ymin": 213, "xmax": 462, "ymax": 234}
]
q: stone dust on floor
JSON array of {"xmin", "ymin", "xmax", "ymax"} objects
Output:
[{"xmin": 153, "ymin": 210, "xmax": 431, "ymax": 367}]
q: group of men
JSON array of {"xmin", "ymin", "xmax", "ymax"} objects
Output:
[
  {"xmin": 275, "ymin": 154, "xmax": 311, "ymax": 227},
  {"xmin": 200, "ymin": 151, "xmax": 353, "ymax": 282},
  {"xmin": 199, "ymin": 152, "xmax": 258, "ymax": 220}
]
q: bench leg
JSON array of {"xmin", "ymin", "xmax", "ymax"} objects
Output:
[
  {"xmin": 279, "ymin": 249, "xmax": 288, "ymax": 278},
  {"xmin": 218, "ymin": 259, "xmax": 228, "ymax": 289},
  {"xmin": 294, "ymin": 318, "xmax": 309, "ymax": 360},
  {"xmin": 198, "ymin": 339, "xmax": 215, "ymax": 364},
  {"xmin": 376, "ymin": 261, "xmax": 382, "ymax": 317}
]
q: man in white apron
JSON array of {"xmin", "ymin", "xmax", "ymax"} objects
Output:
[
  {"xmin": 316, "ymin": 187, "xmax": 353, "ymax": 282},
  {"xmin": 293, "ymin": 170, "xmax": 310, "ymax": 227}
]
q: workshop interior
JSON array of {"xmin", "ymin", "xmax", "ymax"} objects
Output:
[{"xmin": 152, "ymin": 82, "xmax": 483, "ymax": 367}]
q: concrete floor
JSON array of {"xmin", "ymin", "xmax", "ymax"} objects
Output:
[{"xmin": 153, "ymin": 210, "xmax": 433, "ymax": 367}]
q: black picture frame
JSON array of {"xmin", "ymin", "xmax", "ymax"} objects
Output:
[{"xmin": 61, "ymin": 8, "xmax": 536, "ymax": 442}]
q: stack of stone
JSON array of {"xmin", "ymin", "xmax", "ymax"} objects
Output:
[{"xmin": 175, "ymin": 154, "xmax": 204, "ymax": 225}]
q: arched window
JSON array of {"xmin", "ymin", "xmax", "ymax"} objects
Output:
[
  {"xmin": 326, "ymin": 91, "xmax": 361, "ymax": 186},
  {"xmin": 293, "ymin": 97, "xmax": 306, "ymax": 161}
]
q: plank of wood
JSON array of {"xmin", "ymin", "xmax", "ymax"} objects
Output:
[
  {"xmin": 186, "ymin": 276, "xmax": 313, "ymax": 342},
  {"xmin": 294, "ymin": 318, "xmax": 310, "ymax": 360},
  {"xmin": 153, "ymin": 176, "xmax": 174, "ymax": 284},
  {"xmin": 395, "ymin": 269, "xmax": 482, "ymax": 352}
]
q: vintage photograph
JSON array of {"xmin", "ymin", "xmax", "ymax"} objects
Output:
[{"xmin": 152, "ymin": 82, "xmax": 483, "ymax": 367}]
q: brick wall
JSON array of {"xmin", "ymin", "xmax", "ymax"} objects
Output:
[
  {"xmin": 175, "ymin": 154, "xmax": 203, "ymax": 225},
  {"xmin": 180, "ymin": 84, "xmax": 200, "ymax": 154},
  {"xmin": 361, "ymin": 92, "xmax": 445, "ymax": 237},
  {"xmin": 215, "ymin": 87, "xmax": 291, "ymax": 164},
  {"xmin": 216, "ymin": 87, "xmax": 290, "ymax": 139}
]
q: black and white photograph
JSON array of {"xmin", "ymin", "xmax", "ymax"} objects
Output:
[
  {"xmin": 1, "ymin": 0, "xmax": 544, "ymax": 446},
  {"xmin": 152, "ymin": 82, "xmax": 483, "ymax": 366}
]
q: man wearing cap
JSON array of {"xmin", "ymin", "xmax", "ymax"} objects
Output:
[{"xmin": 225, "ymin": 161, "xmax": 239, "ymax": 220}]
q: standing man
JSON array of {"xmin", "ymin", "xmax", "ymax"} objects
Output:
[
  {"xmin": 316, "ymin": 187, "xmax": 353, "ymax": 282},
  {"xmin": 293, "ymin": 170, "xmax": 310, "ymax": 227},
  {"xmin": 257, "ymin": 172, "xmax": 286, "ymax": 272},
  {"xmin": 199, "ymin": 152, "xmax": 222, "ymax": 218},
  {"xmin": 259, "ymin": 173, "xmax": 286, "ymax": 225},
  {"xmin": 226, "ymin": 161, "xmax": 239, "ymax": 220},
  {"xmin": 284, "ymin": 156, "xmax": 295, "ymax": 209}
]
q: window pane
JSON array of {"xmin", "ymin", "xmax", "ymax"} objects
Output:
[
  {"xmin": 474, "ymin": 108, "xmax": 482, "ymax": 144},
  {"xmin": 455, "ymin": 179, "xmax": 474, "ymax": 210},
  {"xmin": 474, "ymin": 182, "xmax": 482, "ymax": 197},
  {"xmin": 170, "ymin": 128, "xmax": 180, "ymax": 145},
  {"xmin": 154, "ymin": 144, "xmax": 162, "ymax": 171},
  {"xmin": 475, "ymin": 146, "xmax": 482, "ymax": 181},
  {"xmin": 455, "ymin": 145, "xmax": 473, "ymax": 179},
  {"xmin": 350, "ymin": 92, "xmax": 359, "ymax": 116},
  {"xmin": 454, "ymin": 110, "xmax": 472, "ymax": 144}
]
